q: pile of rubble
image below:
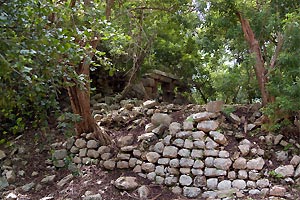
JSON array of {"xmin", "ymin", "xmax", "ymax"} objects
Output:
[
  {"xmin": 2, "ymin": 100, "xmax": 300, "ymax": 199},
  {"xmin": 50, "ymin": 100, "xmax": 300, "ymax": 199}
]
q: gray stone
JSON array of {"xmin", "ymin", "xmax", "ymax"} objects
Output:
[
  {"xmin": 133, "ymin": 149, "xmax": 142, "ymax": 158},
  {"xmin": 145, "ymin": 123, "xmax": 156, "ymax": 132},
  {"xmin": 274, "ymin": 134, "xmax": 284, "ymax": 145},
  {"xmin": 219, "ymin": 150, "xmax": 230, "ymax": 158},
  {"xmin": 194, "ymin": 140, "xmax": 205, "ymax": 149},
  {"xmin": 103, "ymin": 160, "xmax": 116, "ymax": 170},
  {"xmin": 238, "ymin": 170, "xmax": 248, "ymax": 179},
  {"xmin": 184, "ymin": 139, "xmax": 194, "ymax": 149},
  {"xmin": 209, "ymin": 131, "xmax": 227, "ymax": 145},
  {"xmin": 162, "ymin": 146, "xmax": 178, "ymax": 158},
  {"xmin": 146, "ymin": 152, "xmax": 160, "ymax": 163},
  {"xmin": 228, "ymin": 171, "xmax": 236, "ymax": 180},
  {"xmin": 207, "ymin": 178, "xmax": 218, "ymax": 190},
  {"xmin": 152, "ymin": 124, "xmax": 167, "ymax": 135},
  {"xmin": 204, "ymin": 168, "xmax": 227, "ymax": 177},
  {"xmin": 238, "ymin": 144, "xmax": 250, "ymax": 156},
  {"xmin": 98, "ymin": 146, "xmax": 111, "ymax": 154},
  {"xmin": 276, "ymin": 151, "xmax": 288, "ymax": 162},
  {"xmin": 274, "ymin": 165, "xmax": 294, "ymax": 177},
  {"xmin": 101, "ymin": 152, "xmax": 112, "ymax": 160},
  {"xmin": 247, "ymin": 180, "xmax": 256, "ymax": 188},
  {"xmin": 193, "ymin": 175, "xmax": 206, "ymax": 187},
  {"xmin": 0, "ymin": 150, "xmax": 6, "ymax": 160},
  {"xmin": 180, "ymin": 168, "xmax": 191, "ymax": 174},
  {"xmin": 256, "ymin": 179, "xmax": 270, "ymax": 188},
  {"xmin": 0, "ymin": 176, "xmax": 9, "ymax": 190},
  {"xmin": 79, "ymin": 148, "xmax": 87, "ymax": 157},
  {"xmin": 205, "ymin": 137, "xmax": 219, "ymax": 149},
  {"xmin": 168, "ymin": 167, "xmax": 180, "ymax": 175},
  {"xmin": 233, "ymin": 157, "xmax": 247, "ymax": 169},
  {"xmin": 204, "ymin": 149, "xmax": 219, "ymax": 157},
  {"xmin": 183, "ymin": 187, "xmax": 201, "ymax": 198},
  {"xmin": 183, "ymin": 121, "xmax": 194, "ymax": 131},
  {"xmin": 114, "ymin": 176, "xmax": 139, "ymax": 190},
  {"xmin": 290, "ymin": 155, "xmax": 300, "ymax": 166},
  {"xmin": 143, "ymin": 100, "xmax": 158, "ymax": 108},
  {"xmin": 153, "ymin": 142, "xmax": 164, "ymax": 153},
  {"xmin": 157, "ymin": 158, "xmax": 169, "ymax": 165},
  {"xmin": 229, "ymin": 113, "xmax": 241, "ymax": 124},
  {"xmin": 217, "ymin": 180, "xmax": 232, "ymax": 190},
  {"xmin": 172, "ymin": 138, "xmax": 184, "ymax": 147},
  {"xmin": 141, "ymin": 163, "xmax": 155, "ymax": 172},
  {"xmin": 117, "ymin": 135, "xmax": 134, "ymax": 147},
  {"xmin": 176, "ymin": 131, "xmax": 192, "ymax": 138},
  {"xmin": 57, "ymin": 174, "xmax": 73, "ymax": 188},
  {"xmin": 120, "ymin": 145, "xmax": 136, "ymax": 152},
  {"xmin": 129, "ymin": 158, "xmax": 137, "ymax": 168},
  {"xmin": 22, "ymin": 182, "xmax": 35, "ymax": 192},
  {"xmin": 163, "ymin": 135, "xmax": 172, "ymax": 145},
  {"xmin": 53, "ymin": 160, "xmax": 65, "ymax": 168},
  {"xmin": 155, "ymin": 165, "xmax": 165, "ymax": 176},
  {"xmin": 249, "ymin": 189, "xmax": 261, "ymax": 195},
  {"xmin": 6, "ymin": 170, "xmax": 16, "ymax": 184},
  {"xmin": 197, "ymin": 120, "xmax": 219, "ymax": 132},
  {"xmin": 75, "ymin": 138, "xmax": 87, "ymax": 148},
  {"xmin": 87, "ymin": 140, "xmax": 99, "ymax": 149},
  {"xmin": 41, "ymin": 175, "xmax": 56, "ymax": 184},
  {"xmin": 171, "ymin": 186, "xmax": 182, "ymax": 194},
  {"xmin": 206, "ymin": 101, "xmax": 224, "ymax": 113},
  {"xmin": 117, "ymin": 161, "xmax": 129, "ymax": 169},
  {"xmin": 205, "ymin": 157, "xmax": 215, "ymax": 167},
  {"xmin": 117, "ymin": 153, "xmax": 131, "ymax": 160},
  {"xmin": 151, "ymin": 113, "xmax": 172, "ymax": 127},
  {"xmin": 169, "ymin": 122, "xmax": 182, "ymax": 135},
  {"xmin": 83, "ymin": 194, "xmax": 102, "ymax": 200},
  {"xmin": 155, "ymin": 176, "xmax": 164, "ymax": 184},
  {"xmin": 192, "ymin": 131, "xmax": 206, "ymax": 140},
  {"xmin": 295, "ymin": 164, "xmax": 300, "ymax": 178},
  {"xmin": 191, "ymin": 149, "xmax": 203, "ymax": 159},
  {"xmin": 143, "ymin": 171, "xmax": 153, "ymax": 180},
  {"xmin": 247, "ymin": 157, "xmax": 265, "ymax": 170},
  {"xmin": 5, "ymin": 192, "xmax": 18, "ymax": 200},
  {"xmin": 164, "ymin": 176, "xmax": 178, "ymax": 186},
  {"xmin": 191, "ymin": 168, "xmax": 203, "ymax": 176},
  {"xmin": 232, "ymin": 180, "xmax": 246, "ymax": 189},
  {"xmin": 138, "ymin": 185, "xmax": 150, "ymax": 200},
  {"xmin": 179, "ymin": 175, "xmax": 193, "ymax": 186},
  {"xmin": 70, "ymin": 146, "xmax": 79, "ymax": 154},
  {"xmin": 248, "ymin": 170, "xmax": 261, "ymax": 181},
  {"xmin": 202, "ymin": 191, "xmax": 218, "ymax": 199},
  {"xmin": 214, "ymin": 158, "xmax": 232, "ymax": 170},
  {"xmin": 87, "ymin": 149, "xmax": 100, "ymax": 158},
  {"xmin": 178, "ymin": 149, "xmax": 190, "ymax": 157},
  {"xmin": 52, "ymin": 149, "xmax": 68, "ymax": 160},
  {"xmin": 192, "ymin": 112, "xmax": 216, "ymax": 122},
  {"xmin": 269, "ymin": 185, "xmax": 286, "ymax": 197},
  {"xmin": 180, "ymin": 158, "xmax": 194, "ymax": 167},
  {"xmin": 169, "ymin": 159, "xmax": 180, "ymax": 168},
  {"xmin": 193, "ymin": 160, "xmax": 204, "ymax": 169}
]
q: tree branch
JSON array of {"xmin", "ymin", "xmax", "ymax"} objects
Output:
[{"xmin": 270, "ymin": 32, "xmax": 284, "ymax": 69}]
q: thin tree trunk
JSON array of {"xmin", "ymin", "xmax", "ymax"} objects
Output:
[
  {"xmin": 67, "ymin": 38, "xmax": 111, "ymax": 145},
  {"xmin": 236, "ymin": 12, "xmax": 269, "ymax": 106}
]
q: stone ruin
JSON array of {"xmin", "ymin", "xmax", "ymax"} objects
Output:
[
  {"xmin": 91, "ymin": 69, "xmax": 189, "ymax": 103},
  {"xmin": 50, "ymin": 100, "xmax": 300, "ymax": 199},
  {"xmin": 141, "ymin": 70, "xmax": 189, "ymax": 103}
]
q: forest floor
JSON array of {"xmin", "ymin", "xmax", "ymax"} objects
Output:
[{"xmin": 1, "ymin": 102, "xmax": 300, "ymax": 200}]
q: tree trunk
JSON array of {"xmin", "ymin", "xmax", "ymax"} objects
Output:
[
  {"xmin": 236, "ymin": 12, "xmax": 269, "ymax": 106},
  {"xmin": 67, "ymin": 38, "xmax": 111, "ymax": 145}
]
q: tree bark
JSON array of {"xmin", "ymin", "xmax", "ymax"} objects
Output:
[
  {"xmin": 67, "ymin": 38, "xmax": 111, "ymax": 145},
  {"xmin": 236, "ymin": 12, "xmax": 269, "ymax": 106}
]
